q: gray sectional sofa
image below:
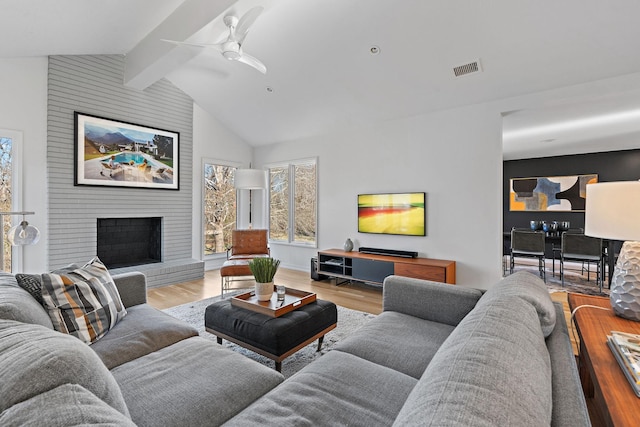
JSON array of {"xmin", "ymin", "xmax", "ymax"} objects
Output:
[
  {"xmin": 0, "ymin": 271, "xmax": 283, "ymax": 426},
  {"xmin": 224, "ymin": 272, "xmax": 591, "ymax": 426},
  {"xmin": 0, "ymin": 267, "xmax": 590, "ymax": 426}
]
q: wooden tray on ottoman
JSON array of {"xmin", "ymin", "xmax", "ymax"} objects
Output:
[{"xmin": 231, "ymin": 286, "xmax": 316, "ymax": 317}]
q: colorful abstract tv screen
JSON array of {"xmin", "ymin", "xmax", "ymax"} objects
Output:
[{"xmin": 358, "ymin": 192, "xmax": 426, "ymax": 236}]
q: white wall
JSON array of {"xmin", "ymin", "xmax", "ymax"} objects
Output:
[
  {"xmin": 192, "ymin": 103, "xmax": 253, "ymax": 270},
  {"xmin": 255, "ymin": 104, "xmax": 504, "ymax": 288},
  {"xmin": 4, "ymin": 54, "xmax": 639, "ymax": 286},
  {"xmin": 0, "ymin": 58, "xmax": 48, "ymax": 272},
  {"xmin": 253, "ymin": 70, "xmax": 640, "ymax": 289}
]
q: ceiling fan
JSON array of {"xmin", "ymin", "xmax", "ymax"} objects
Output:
[{"xmin": 162, "ymin": 6, "xmax": 266, "ymax": 74}]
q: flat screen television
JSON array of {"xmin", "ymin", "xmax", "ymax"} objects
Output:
[{"xmin": 358, "ymin": 192, "xmax": 426, "ymax": 236}]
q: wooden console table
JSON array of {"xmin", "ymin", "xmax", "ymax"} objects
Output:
[
  {"xmin": 317, "ymin": 249, "xmax": 455, "ymax": 285},
  {"xmin": 568, "ymin": 293, "xmax": 640, "ymax": 426}
]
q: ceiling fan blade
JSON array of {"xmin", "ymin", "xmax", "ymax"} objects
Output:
[
  {"xmin": 236, "ymin": 53, "xmax": 267, "ymax": 74},
  {"xmin": 234, "ymin": 6, "xmax": 264, "ymax": 42}
]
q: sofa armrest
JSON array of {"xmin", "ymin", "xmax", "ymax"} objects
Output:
[
  {"xmin": 112, "ymin": 272, "xmax": 147, "ymax": 308},
  {"xmin": 382, "ymin": 275, "xmax": 483, "ymax": 326},
  {"xmin": 547, "ymin": 302, "xmax": 591, "ymax": 427}
]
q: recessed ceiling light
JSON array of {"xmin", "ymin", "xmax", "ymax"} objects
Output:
[
  {"xmin": 266, "ymin": 87, "xmax": 274, "ymax": 93},
  {"xmin": 369, "ymin": 45, "xmax": 380, "ymax": 55}
]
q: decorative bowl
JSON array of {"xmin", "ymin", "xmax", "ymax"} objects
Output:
[{"xmin": 530, "ymin": 220, "xmax": 542, "ymax": 231}]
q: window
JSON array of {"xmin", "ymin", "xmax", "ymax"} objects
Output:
[
  {"xmin": 268, "ymin": 158, "xmax": 317, "ymax": 246},
  {"xmin": 203, "ymin": 161, "xmax": 237, "ymax": 256},
  {"xmin": 0, "ymin": 129, "xmax": 22, "ymax": 272}
]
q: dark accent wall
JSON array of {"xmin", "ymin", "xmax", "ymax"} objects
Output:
[{"xmin": 503, "ymin": 148, "xmax": 640, "ymax": 232}]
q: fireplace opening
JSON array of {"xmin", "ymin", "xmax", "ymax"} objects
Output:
[{"xmin": 97, "ymin": 217, "xmax": 161, "ymax": 269}]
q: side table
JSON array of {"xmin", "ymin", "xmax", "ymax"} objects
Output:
[{"xmin": 568, "ymin": 293, "xmax": 640, "ymax": 426}]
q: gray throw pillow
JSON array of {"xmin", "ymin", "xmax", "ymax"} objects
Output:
[
  {"xmin": 15, "ymin": 274, "xmax": 43, "ymax": 305},
  {"xmin": 0, "ymin": 384, "xmax": 135, "ymax": 426},
  {"xmin": 0, "ymin": 319, "xmax": 129, "ymax": 416},
  {"xmin": 394, "ymin": 295, "xmax": 552, "ymax": 426},
  {"xmin": 480, "ymin": 270, "xmax": 556, "ymax": 337}
]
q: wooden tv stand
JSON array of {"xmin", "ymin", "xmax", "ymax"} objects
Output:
[{"xmin": 317, "ymin": 249, "xmax": 455, "ymax": 285}]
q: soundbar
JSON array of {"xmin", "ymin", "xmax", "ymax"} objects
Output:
[{"xmin": 359, "ymin": 247, "xmax": 418, "ymax": 258}]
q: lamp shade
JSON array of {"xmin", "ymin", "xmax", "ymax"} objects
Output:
[
  {"xmin": 233, "ymin": 169, "xmax": 267, "ymax": 190},
  {"xmin": 586, "ymin": 181, "xmax": 640, "ymax": 321},
  {"xmin": 585, "ymin": 181, "xmax": 640, "ymax": 241},
  {"xmin": 7, "ymin": 220, "xmax": 40, "ymax": 246}
]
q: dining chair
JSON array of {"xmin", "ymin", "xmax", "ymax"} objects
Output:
[
  {"xmin": 551, "ymin": 227, "xmax": 584, "ymax": 277},
  {"xmin": 510, "ymin": 229, "xmax": 546, "ymax": 280},
  {"xmin": 560, "ymin": 232, "xmax": 603, "ymax": 292}
]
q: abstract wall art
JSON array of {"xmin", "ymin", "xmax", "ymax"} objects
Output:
[
  {"xmin": 358, "ymin": 192, "xmax": 426, "ymax": 236},
  {"xmin": 510, "ymin": 174, "xmax": 598, "ymax": 212}
]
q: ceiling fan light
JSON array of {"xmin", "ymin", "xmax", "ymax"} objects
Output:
[{"xmin": 223, "ymin": 51, "xmax": 240, "ymax": 60}]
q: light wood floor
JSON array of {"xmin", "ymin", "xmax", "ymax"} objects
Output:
[
  {"xmin": 148, "ymin": 268, "xmax": 576, "ymax": 353},
  {"xmin": 147, "ymin": 268, "xmax": 384, "ymax": 314}
]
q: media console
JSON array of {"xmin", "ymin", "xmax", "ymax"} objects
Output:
[{"xmin": 317, "ymin": 249, "xmax": 456, "ymax": 286}]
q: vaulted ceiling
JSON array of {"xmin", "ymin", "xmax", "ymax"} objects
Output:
[{"xmin": 4, "ymin": 0, "xmax": 640, "ymax": 157}]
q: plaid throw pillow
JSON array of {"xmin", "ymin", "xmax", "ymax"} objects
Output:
[{"xmin": 41, "ymin": 257, "xmax": 127, "ymax": 344}]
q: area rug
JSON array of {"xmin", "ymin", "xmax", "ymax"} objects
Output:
[
  {"xmin": 163, "ymin": 296, "xmax": 376, "ymax": 379},
  {"xmin": 509, "ymin": 262, "xmax": 609, "ymax": 296}
]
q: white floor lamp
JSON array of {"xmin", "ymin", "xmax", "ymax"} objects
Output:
[
  {"xmin": 585, "ymin": 181, "xmax": 640, "ymax": 321},
  {"xmin": 233, "ymin": 169, "xmax": 267, "ymax": 229}
]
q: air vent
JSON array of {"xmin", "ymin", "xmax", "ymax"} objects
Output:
[{"xmin": 453, "ymin": 60, "xmax": 483, "ymax": 77}]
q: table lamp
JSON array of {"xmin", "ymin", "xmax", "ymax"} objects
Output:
[
  {"xmin": 233, "ymin": 168, "xmax": 267, "ymax": 229},
  {"xmin": 585, "ymin": 181, "xmax": 640, "ymax": 321}
]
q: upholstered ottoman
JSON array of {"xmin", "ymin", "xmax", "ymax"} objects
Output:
[
  {"xmin": 204, "ymin": 299, "xmax": 337, "ymax": 371},
  {"xmin": 219, "ymin": 260, "xmax": 253, "ymax": 296}
]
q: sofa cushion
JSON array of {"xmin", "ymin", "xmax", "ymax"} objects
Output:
[
  {"xmin": 0, "ymin": 319, "xmax": 129, "ymax": 417},
  {"xmin": 393, "ymin": 295, "xmax": 552, "ymax": 427},
  {"xmin": 0, "ymin": 384, "xmax": 136, "ymax": 427},
  {"xmin": 41, "ymin": 257, "xmax": 127, "ymax": 344},
  {"xmin": 90, "ymin": 303, "xmax": 198, "ymax": 369},
  {"xmin": 111, "ymin": 336, "xmax": 283, "ymax": 427},
  {"xmin": 334, "ymin": 311, "xmax": 455, "ymax": 379},
  {"xmin": 0, "ymin": 272, "xmax": 53, "ymax": 329},
  {"xmin": 15, "ymin": 273, "xmax": 43, "ymax": 304},
  {"xmin": 225, "ymin": 350, "xmax": 418, "ymax": 426},
  {"xmin": 480, "ymin": 270, "xmax": 556, "ymax": 336},
  {"xmin": 383, "ymin": 275, "xmax": 483, "ymax": 326}
]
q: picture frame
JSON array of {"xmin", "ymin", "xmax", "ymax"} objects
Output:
[
  {"xmin": 509, "ymin": 174, "xmax": 597, "ymax": 212},
  {"xmin": 74, "ymin": 112, "xmax": 179, "ymax": 190}
]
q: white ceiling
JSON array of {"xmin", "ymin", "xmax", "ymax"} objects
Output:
[{"xmin": 4, "ymin": 0, "xmax": 640, "ymax": 157}]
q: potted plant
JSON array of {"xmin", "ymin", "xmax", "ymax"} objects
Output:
[{"xmin": 249, "ymin": 257, "xmax": 281, "ymax": 301}]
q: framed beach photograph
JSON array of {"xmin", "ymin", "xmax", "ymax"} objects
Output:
[{"xmin": 74, "ymin": 112, "xmax": 179, "ymax": 190}]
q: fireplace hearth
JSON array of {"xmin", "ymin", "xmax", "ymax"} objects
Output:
[{"xmin": 97, "ymin": 217, "xmax": 161, "ymax": 269}]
